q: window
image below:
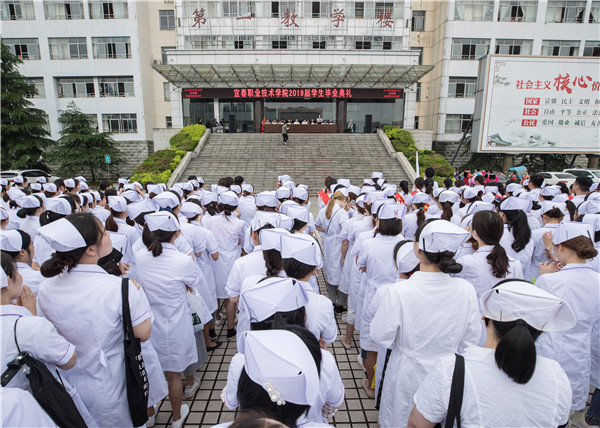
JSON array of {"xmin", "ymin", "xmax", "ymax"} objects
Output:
[
  {"xmin": 159, "ymin": 9, "xmax": 175, "ymax": 29},
  {"xmin": 495, "ymin": 39, "xmax": 533, "ymax": 55},
  {"xmin": 448, "ymin": 77, "xmax": 477, "ymax": 98},
  {"xmin": 26, "ymin": 78, "xmax": 45, "ymax": 98},
  {"xmin": 541, "ymin": 40, "xmax": 580, "ymax": 56},
  {"xmin": 354, "ymin": 1, "xmax": 363, "ymax": 17},
  {"xmin": 411, "ymin": 46, "xmax": 423, "ymax": 64},
  {"xmin": 87, "ymin": 114, "xmax": 99, "ymax": 132},
  {"xmin": 233, "ymin": 35, "xmax": 255, "ymax": 49},
  {"xmin": 308, "ymin": 1, "xmax": 332, "ymax": 17},
  {"xmin": 163, "ymin": 82, "xmax": 171, "ymax": 101},
  {"xmin": 184, "ymin": 36, "xmax": 217, "ymax": 49},
  {"xmin": 89, "ymin": 0, "xmax": 128, "ymax": 18},
  {"xmin": 411, "ymin": 10, "xmax": 425, "ymax": 30},
  {"xmin": 271, "ymin": 1, "xmax": 296, "ymax": 17},
  {"xmin": 590, "ymin": 1, "xmax": 600, "ymax": 22},
  {"xmin": 454, "ymin": 1, "xmax": 493, "ymax": 21},
  {"xmin": 3, "ymin": 38, "xmax": 40, "ymax": 60},
  {"xmin": 445, "ymin": 114, "xmax": 472, "ymax": 133},
  {"xmin": 545, "ymin": 1, "xmax": 586, "ymax": 23},
  {"xmin": 166, "ymin": 116, "xmax": 173, "ymax": 128},
  {"xmin": 48, "ymin": 37, "xmax": 87, "ymax": 59},
  {"xmin": 102, "ymin": 113, "xmax": 137, "ymax": 133},
  {"xmin": 43, "ymin": 1, "xmax": 83, "ymax": 19},
  {"xmin": 223, "ymin": 1, "xmax": 255, "ymax": 17},
  {"xmin": 415, "ymin": 82, "xmax": 421, "ymax": 102},
  {"xmin": 99, "ymin": 76, "xmax": 134, "ymax": 97},
  {"xmin": 374, "ymin": 2, "xmax": 393, "ymax": 17},
  {"xmin": 161, "ymin": 46, "xmax": 175, "ymax": 64},
  {"xmin": 355, "ymin": 36, "xmax": 371, "ymax": 49},
  {"xmin": 1, "ymin": 0, "xmax": 35, "ymax": 19},
  {"xmin": 57, "ymin": 78, "xmax": 95, "ymax": 98},
  {"xmin": 583, "ymin": 40, "xmax": 600, "ymax": 56},
  {"xmin": 313, "ymin": 40, "xmax": 326, "ymax": 49},
  {"xmin": 498, "ymin": 1, "xmax": 537, "ymax": 22},
  {"xmin": 451, "ymin": 38, "xmax": 489, "ymax": 60},
  {"xmin": 92, "ymin": 37, "xmax": 131, "ymax": 59},
  {"xmin": 414, "ymin": 116, "xmax": 419, "ymax": 130},
  {"xmin": 272, "ymin": 39, "xmax": 288, "ymax": 49}
]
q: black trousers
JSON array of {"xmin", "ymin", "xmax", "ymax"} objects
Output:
[{"xmin": 282, "ymin": 133, "xmax": 288, "ymax": 143}]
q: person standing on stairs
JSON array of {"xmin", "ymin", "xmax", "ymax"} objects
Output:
[{"xmin": 282, "ymin": 123, "xmax": 289, "ymax": 146}]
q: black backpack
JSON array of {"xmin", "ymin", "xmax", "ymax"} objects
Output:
[{"xmin": 1, "ymin": 317, "xmax": 87, "ymax": 428}]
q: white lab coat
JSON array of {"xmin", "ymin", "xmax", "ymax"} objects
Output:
[
  {"xmin": 204, "ymin": 213, "xmax": 245, "ymax": 298},
  {"xmin": 188, "ymin": 221, "xmax": 219, "ymax": 302},
  {"xmin": 370, "ymin": 271, "xmax": 481, "ymax": 427},
  {"xmin": 351, "ymin": 228, "xmax": 376, "ymax": 327},
  {"xmin": 226, "ymin": 246, "xmax": 266, "ymax": 298},
  {"xmin": 15, "ymin": 261, "xmax": 43, "ymax": 295},
  {"xmin": 414, "ymin": 347, "xmax": 572, "ymax": 427},
  {"xmin": 18, "ymin": 215, "xmax": 41, "ymax": 240},
  {"xmin": 535, "ymin": 264, "xmax": 600, "ymax": 410},
  {"xmin": 32, "ymin": 233, "xmax": 54, "ymax": 266},
  {"xmin": 499, "ymin": 224, "xmax": 534, "ymax": 277},
  {"xmin": 135, "ymin": 243, "xmax": 199, "ymax": 372},
  {"xmin": 112, "ymin": 217, "xmax": 137, "ymax": 265},
  {"xmin": 2, "ymin": 387, "xmax": 57, "ymax": 428},
  {"xmin": 315, "ymin": 204, "xmax": 349, "ymax": 286},
  {"xmin": 299, "ymin": 280, "xmax": 338, "ymax": 343},
  {"xmin": 37, "ymin": 264, "xmax": 151, "ymax": 427},
  {"xmin": 339, "ymin": 214, "xmax": 370, "ymax": 295},
  {"xmin": 357, "ymin": 233, "xmax": 405, "ymax": 351},
  {"xmin": 527, "ymin": 223, "xmax": 560, "ymax": 281},
  {"xmin": 238, "ymin": 195, "xmax": 257, "ymax": 225}
]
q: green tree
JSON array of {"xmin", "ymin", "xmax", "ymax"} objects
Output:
[
  {"xmin": 47, "ymin": 102, "xmax": 123, "ymax": 181},
  {"xmin": 1, "ymin": 41, "xmax": 54, "ymax": 170}
]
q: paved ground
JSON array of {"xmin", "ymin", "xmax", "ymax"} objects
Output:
[{"xmin": 153, "ymin": 268, "xmax": 378, "ymax": 428}]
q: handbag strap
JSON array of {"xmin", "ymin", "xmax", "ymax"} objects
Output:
[
  {"xmin": 444, "ymin": 354, "xmax": 465, "ymax": 428},
  {"xmin": 121, "ymin": 278, "xmax": 134, "ymax": 341},
  {"xmin": 13, "ymin": 317, "xmax": 22, "ymax": 353}
]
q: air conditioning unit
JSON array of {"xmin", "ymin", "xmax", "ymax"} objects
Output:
[{"xmin": 153, "ymin": 59, "xmax": 160, "ymax": 65}]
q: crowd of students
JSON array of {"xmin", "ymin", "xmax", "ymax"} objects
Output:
[{"xmin": 0, "ymin": 168, "xmax": 599, "ymax": 428}]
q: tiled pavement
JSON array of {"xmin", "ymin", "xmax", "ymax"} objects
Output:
[{"xmin": 153, "ymin": 269, "xmax": 379, "ymax": 428}]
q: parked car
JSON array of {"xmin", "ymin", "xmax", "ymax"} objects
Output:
[
  {"xmin": 562, "ymin": 168, "xmax": 600, "ymax": 183},
  {"xmin": 539, "ymin": 171, "xmax": 577, "ymax": 187},
  {"xmin": 0, "ymin": 169, "xmax": 60, "ymax": 184}
]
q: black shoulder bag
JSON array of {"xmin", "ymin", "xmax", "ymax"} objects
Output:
[
  {"xmin": 121, "ymin": 278, "xmax": 149, "ymax": 427},
  {"xmin": 1, "ymin": 318, "xmax": 87, "ymax": 428},
  {"xmin": 435, "ymin": 353, "xmax": 465, "ymax": 428}
]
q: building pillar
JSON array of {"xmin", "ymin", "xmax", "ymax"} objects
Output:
[
  {"xmin": 336, "ymin": 98, "xmax": 347, "ymax": 133},
  {"xmin": 502, "ymin": 154, "xmax": 514, "ymax": 173},
  {"xmin": 587, "ymin": 154, "xmax": 599, "ymax": 169},
  {"xmin": 254, "ymin": 98, "xmax": 264, "ymax": 133}
]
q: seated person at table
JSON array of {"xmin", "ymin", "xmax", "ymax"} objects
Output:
[
  {"xmin": 310, "ymin": 119, "xmax": 315, "ymax": 124},
  {"xmin": 302, "ymin": 119, "xmax": 308, "ymax": 124},
  {"xmin": 293, "ymin": 118, "xmax": 300, "ymax": 124}
]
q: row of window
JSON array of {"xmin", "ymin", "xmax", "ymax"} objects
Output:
[
  {"xmin": 451, "ymin": 39, "xmax": 600, "ymax": 60},
  {"xmin": 1, "ymin": 0, "xmax": 128, "ymax": 20},
  {"xmin": 27, "ymin": 76, "xmax": 134, "ymax": 98},
  {"xmin": 3, "ymin": 37, "xmax": 131, "ymax": 60}
]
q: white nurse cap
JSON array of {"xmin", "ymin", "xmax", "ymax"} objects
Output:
[
  {"xmin": 242, "ymin": 184, "xmax": 254, "ymax": 194},
  {"xmin": 0, "ymin": 208, "xmax": 8, "ymax": 221},
  {"xmin": 378, "ymin": 203, "xmax": 407, "ymax": 220},
  {"xmin": 241, "ymin": 277, "xmax": 309, "ymax": 323},
  {"xmin": 74, "ymin": 176, "xmax": 86, "ymax": 183},
  {"xmin": 484, "ymin": 186, "xmax": 498, "ymax": 194},
  {"xmin": 462, "ymin": 187, "xmax": 480, "ymax": 200},
  {"xmin": 480, "ymin": 280, "xmax": 576, "ymax": 332},
  {"xmin": 432, "ymin": 188, "xmax": 445, "ymax": 199},
  {"xmin": 219, "ymin": 190, "xmax": 239, "ymax": 207},
  {"xmin": 383, "ymin": 187, "xmax": 396, "ymax": 198},
  {"xmin": 512, "ymin": 187, "xmax": 525, "ymax": 197},
  {"xmin": 230, "ymin": 185, "xmax": 242, "ymax": 195},
  {"xmin": 279, "ymin": 174, "xmax": 292, "ymax": 184},
  {"xmin": 281, "ymin": 233, "xmax": 322, "ymax": 267},
  {"xmin": 578, "ymin": 199, "xmax": 600, "ymax": 215},
  {"xmin": 285, "ymin": 205, "xmax": 310, "ymax": 223},
  {"xmin": 117, "ymin": 178, "xmax": 129, "ymax": 185},
  {"xmin": 439, "ymin": 190, "xmax": 460, "ymax": 204},
  {"xmin": 466, "ymin": 201, "xmax": 495, "ymax": 216},
  {"xmin": 238, "ymin": 329, "xmax": 319, "ymax": 407},
  {"xmin": 506, "ymin": 183, "xmax": 522, "ymax": 194},
  {"xmin": 37, "ymin": 176, "xmax": 47, "ymax": 184},
  {"xmin": 144, "ymin": 211, "xmax": 180, "ymax": 232},
  {"xmin": 0, "ymin": 179, "xmax": 8, "ymax": 186},
  {"xmin": 16, "ymin": 195, "xmax": 42, "ymax": 209},
  {"xmin": 282, "ymin": 180, "xmax": 296, "ymax": 189},
  {"xmin": 366, "ymin": 191, "xmax": 385, "ymax": 204},
  {"xmin": 64, "ymin": 178, "xmax": 76, "ymax": 188},
  {"xmin": 372, "ymin": 198, "xmax": 393, "ymax": 217},
  {"xmin": 521, "ymin": 191, "xmax": 539, "ymax": 201},
  {"xmin": 376, "ymin": 178, "xmax": 386, "ymax": 187},
  {"xmin": 292, "ymin": 187, "xmax": 308, "ymax": 201},
  {"xmin": 251, "ymin": 212, "xmax": 280, "ymax": 231},
  {"xmin": 153, "ymin": 192, "xmax": 180, "ymax": 209},
  {"xmin": 337, "ymin": 178, "xmax": 351, "ymax": 188},
  {"xmin": 500, "ymin": 197, "xmax": 532, "ymax": 212},
  {"xmin": 1, "ymin": 268, "xmax": 8, "ymax": 288},
  {"xmin": 590, "ymin": 182, "xmax": 599, "ymax": 192},
  {"xmin": 188, "ymin": 179, "xmax": 200, "ymax": 188},
  {"xmin": 411, "ymin": 192, "xmax": 430, "ymax": 205},
  {"xmin": 364, "ymin": 178, "xmax": 375, "ymax": 186},
  {"xmin": 122, "ymin": 190, "xmax": 142, "ymax": 203},
  {"xmin": 582, "ymin": 214, "xmax": 600, "ymax": 235},
  {"xmin": 13, "ymin": 176, "xmax": 24, "ymax": 184},
  {"xmin": 30, "ymin": 183, "xmax": 42, "ymax": 192},
  {"xmin": 418, "ymin": 220, "xmax": 470, "ymax": 253},
  {"xmin": 356, "ymin": 195, "xmax": 366, "ymax": 208},
  {"xmin": 481, "ymin": 192, "xmax": 496, "ymax": 204},
  {"xmin": 372, "ymin": 172, "xmax": 384, "ymax": 180},
  {"xmin": 202, "ymin": 191, "xmax": 218, "ymax": 205},
  {"xmin": 0, "ymin": 230, "xmax": 22, "ymax": 252},
  {"xmin": 182, "ymin": 182, "xmax": 194, "ymax": 192},
  {"xmin": 38, "ymin": 218, "xmax": 87, "ymax": 252},
  {"xmin": 147, "ymin": 184, "xmax": 161, "ymax": 195},
  {"xmin": 79, "ymin": 182, "xmax": 89, "ymax": 191},
  {"xmin": 45, "ymin": 198, "xmax": 72, "ymax": 216},
  {"xmin": 259, "ymin": 227, "xmax": 290, "ymax": 251},
  {"xmin": 91, "ymin": 191, "xmax": 101, "ymax": 202},
  {"xmin": 127, "ymin": 198, "xmax": 159, "ymax": 221},
  {"xmin": 278, "ymin": 214, "xmax": 294, "ymax": 231},
  {"xmin": 169, "ymin": 187, "xmax": 184, "ymax": 198},
  {"xmin": 43, "ymin": 183, "xmax": 57, "ymax": 193},
  {"xmin": 109, "ymin": 231, "xmax": 128, "ymax": 254},
  {"xmin": 7, "ymin": 188, "xmax": 26, "ymax": 201},
  {"xmin": 395, "ymin": 241, "xmax": 419, "ymax": 273},
  {"xmin": 255, "ymin": 191, "xmax": 279, "ymax": 208},
  {"xmin": 552, "ymin": 222, "xmax": 593, "ymax": 245},
  {"xmin": 276, "ymin": 187, "xmax": 292, "ymax": 200},
  {"xmin": 108, "ymin": 195, "xmax": 128, "ymax": 212},
  {"xmin": 540, "ymin": 186, "xmax": 562, "ymax": 197},
  {"xmin": 541, "ymin": 201, "xmax": 567, "ymax": 215},
  {"xmin": 179, "ymin": 201, "xmax": 203, "ymax": 218},
  {"xmin": 348, "ymin": 185, "xmax": 362, "ymax": 196},
  {"xmin": 334, "ymin": 187, "xmax": 349, "ymax": 197}
]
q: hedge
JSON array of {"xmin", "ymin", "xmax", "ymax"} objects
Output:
[
  {"xmin": 383, "ymin": 126, "xmax": 454, "ymax": 181},
  {"xmin": 130, "ymin": 125, "xmax": 205, "ymax": 184}
]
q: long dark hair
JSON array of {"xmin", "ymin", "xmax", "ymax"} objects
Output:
[
  {"xmin": 41, "ymin": 213, "xmax": 104, "ymax": 277},
  {"xmin": 499, "ymin": 201, "xmax": 532, "ymax": 253},
  {"xmin": 2, "ymin": 230, "xmax": 31, "ymax": 259},
  {"xmin": 283, "ymin": 257, "xmax": 316, "ymax": 279},
  {"xmin": 440, "ymin": 201, "xmax": 454, "ymax": 221},
  {"xmin": 472, "ymin": 211, "xmax": 510, "ymax": 278},
  {"xmin": 263, "ymin": 249, "xmax": 283, "ymax": 277},
  {"xmin": 142, "ymin": 224, "xmax": 177, "ymax": 257},
  {"xmin": 414, "ymin": 219, "xmax": 463, "ymax": 274}
]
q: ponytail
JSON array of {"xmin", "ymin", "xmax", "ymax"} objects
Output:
[
  {"xmin": 205, "ymin": 202, "xmax": 218, "ymax": 216},
  {"xmin": 423, "ymin": 250, "xmax": 463, "ymax": 274},
  {"xmin": 560, "ymin": 235, "xmax": 598, "ymax": 260},
  {"xmin": 565, "ymin": 200, "xmax": 576, "ymax": 221},
  {"xmin": 502, "ymin": 209, "xmax": 531, "ymax": 252},
  {"xmin": 16, "ymin": 208, "xmax": 27, "ymax": 219},
  {"xmin": 414, "ymin": 203, "xmax": 427, "ymax": 228},
  {"xmin": 143, "ymin": 225, "xmax": 176, "ymax": 257},
  {"xmin": 263, "ymin": 249, "xmax": 283, "ymax": 277},
  {"xmin": 325, "ymin": 191, "xmax": 347, "ymax": 219},
  {"xmin": 488, "ymin": 244, "xmax": 510, "ymax": 278},
  {"xmin": 441, "ymin": 202, "xmax": 454, "ymax": 221},
  {"xmin": 148, "ymin": 239, "xmax": 163, "ymax": 257},
  {"xmin": 105, "ymin": 211, "xmax": 119, "ymax": 232},
  {"xmin": 40, "ymin": 210, "xmax": 65, "ymax": 226},
  {"xmin": 486, "ymin": 317, "xmax": 541, "ymax": 384},
  {"xmin": 472, "ymin": 211, "xmax": 510, "ymax": 278}
]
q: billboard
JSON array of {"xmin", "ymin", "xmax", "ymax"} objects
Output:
[
  {"xmin": 471, "ymin": 55, "xmax": 600, "ymax": 154},
  {"xmin": 182, "ymin": 88, "xmax": 403, "ymax": 99}
]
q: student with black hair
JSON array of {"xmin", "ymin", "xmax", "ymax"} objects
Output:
[
  {"xmin": 424, "ymin": 167, "xmax": 438, "ymax": 189},
  {"xmin": 409, "ymin": 280, "xmax": 573, "ymax": 428},
  {"xmin": 526, "ymin": 201, "xmax": 566, "ymax": 280},
  {"xmin": 0, "ymin": 229, "xmax": 44, "ymax": 294},
  {"xmin": 498, "ymin": 197, "xmax": 534, "ymax": 275},
  {"xmin": 370, "ymin": 219, "xmax": 481, "ymax": 427},
  {"xmin": 32, "ymin": 197, "xmax": 74, "ymax": 269},
  {"xmin": 536, "ymin": 223, "xmax": 599, "ymax": 424},
  {"xmin": 16, "ymin": 195, "xmax": 44, "ymax": 240},
  {"xmin": 37, "ymin": 213, "xmax": 152, "ymax": 427},
  {"xmin": 572, "ymin": 175, "xmax": 593, "ymax": 206}
]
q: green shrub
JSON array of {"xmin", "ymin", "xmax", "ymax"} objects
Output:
[{"xmin": 181, "ymin": 124, "xmax": 206, "ymax": 141}]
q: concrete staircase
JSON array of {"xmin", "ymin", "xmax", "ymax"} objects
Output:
[{"xmin": 182, "ymin": 133, "xmax": 410, "ymax": 194}]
